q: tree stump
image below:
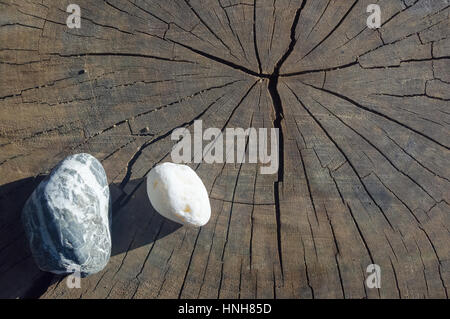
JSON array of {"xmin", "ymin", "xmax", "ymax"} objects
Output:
[{"xmin": 0, "ymin": 0, "xmax": 449, "ymax": 299}]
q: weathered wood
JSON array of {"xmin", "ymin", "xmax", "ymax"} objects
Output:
[{"xmin": 0, "ymin": 0, "xmax": 449, "ymax": 299}]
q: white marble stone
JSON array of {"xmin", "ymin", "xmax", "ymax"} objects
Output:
[{"xmin": 146, "ymin": 163, "xmax": 211, "ymax": 227}]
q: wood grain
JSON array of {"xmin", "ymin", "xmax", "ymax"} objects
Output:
[{"xmin": 0, "ymin": 0, "xmax": 448, "ymax": 299}]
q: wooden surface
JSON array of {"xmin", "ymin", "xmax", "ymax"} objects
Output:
[{"xmin": 0, "ymin": 0, "xmax": 449, "ymax": 299}]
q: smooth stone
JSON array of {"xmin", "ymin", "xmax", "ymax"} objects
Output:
[
  {"xmin": 146, "ymin": 163, "xmax": 211, "ymax": 227},
  {"xmin": 22, "ymin": 153, "xmax": 111, "ymax": 277}
]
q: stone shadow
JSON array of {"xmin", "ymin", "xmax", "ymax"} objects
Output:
[{"xmin": 0, "ymin": 176, "xmax": 181, "ymax": 299}]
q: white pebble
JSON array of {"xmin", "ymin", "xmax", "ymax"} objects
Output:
[{"xmin": 146, "ymin": 163, "xmax": 211, "ymax": 226}]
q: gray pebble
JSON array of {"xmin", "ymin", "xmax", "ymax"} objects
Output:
[{"xmin": 22, "ymin": 153, "xmax": 111, "ymax": 277}]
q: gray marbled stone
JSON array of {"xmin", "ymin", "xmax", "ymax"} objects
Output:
[{"xmin": 22, "ymin": 153, "xmax": 111, "ymax": 277}]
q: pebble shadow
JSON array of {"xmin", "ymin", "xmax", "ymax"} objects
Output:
[
  {"xmin": 110, "ymin": 178, "xmax": 182, "ymax": 257},
  {"xmin": 0, "ymin": 176, "xmax": 181, "ymax": 298},
  {"xmin": 0, "ymin": 176, "xmax": 57, "ymax": 299}
]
